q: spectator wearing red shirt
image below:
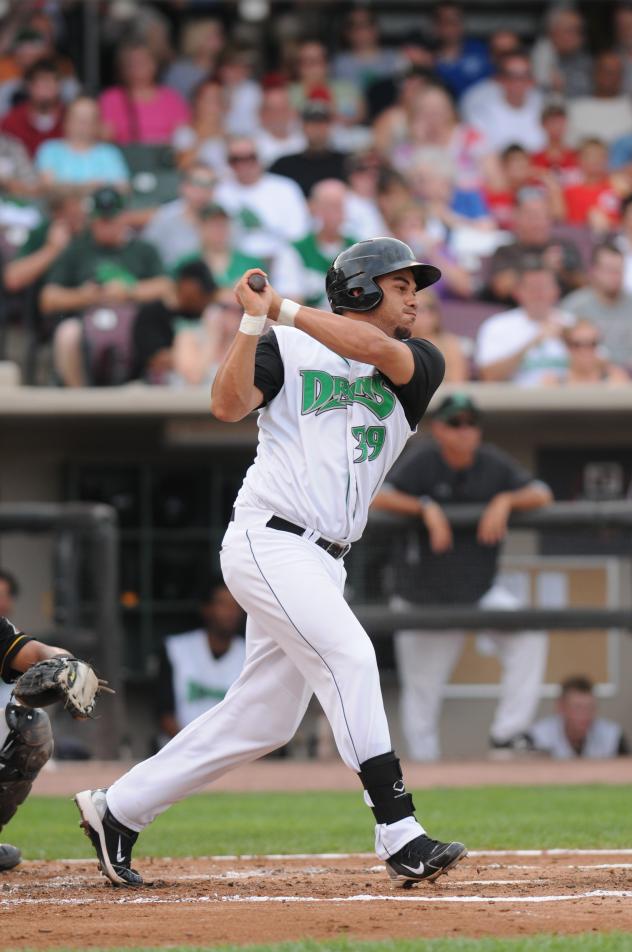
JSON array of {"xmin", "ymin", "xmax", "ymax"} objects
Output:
[
  {"xmin": 531, "ymin": 103, "xmax": 580, "ymax": 186},
  {"xmin": 100, "ymin": 41, "xmax": 190, "ymax": 146},
  {"xmin": 484, "ymin": 144, "xmax": 563, "ymax": 230},
  {"xmin": 0, "ymin": 58, "xmax": 64, "ymax": 158},
  {"xmin": 563, "ymin": 138, "xmax": 621, "ymax": 231}
]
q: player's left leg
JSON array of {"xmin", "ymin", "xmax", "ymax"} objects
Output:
[
  {"xmin": 482, "ymin": 584, "xmax": 549, "ymax": 750},
  {"xmin": 76, "ymin": 616, "xmax": 313, "ymax": 886}
]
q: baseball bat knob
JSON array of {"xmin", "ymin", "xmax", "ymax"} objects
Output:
[{"xmin": 247, "ymin": 273, "xmax": 267, "ymax": 292}]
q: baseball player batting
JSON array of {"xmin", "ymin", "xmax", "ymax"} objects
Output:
[{"xmin": 75, "ymin": 237, "xmax": 467, "ymax": 888}]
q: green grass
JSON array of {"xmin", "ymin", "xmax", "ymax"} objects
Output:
[
  {"xmin": 16, "ymin": 936, "xmax": 632, "ymax": 952},
  {"xmin": 8, "ymin": 785, "xmax": 632, "ymax": 860}
]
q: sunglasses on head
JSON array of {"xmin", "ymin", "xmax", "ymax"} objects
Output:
[{"xmin": 444, "ymin": 415, "xmax": 479, "ymax": 429}]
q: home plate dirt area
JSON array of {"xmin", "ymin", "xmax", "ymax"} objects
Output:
[{"xmin": 2, "ymin": 851, "xmax": 632, "ymax": 948}]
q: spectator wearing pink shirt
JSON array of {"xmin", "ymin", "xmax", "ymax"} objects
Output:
[{"xmin": 100, "ymin": 41, "xmax": 190, "ymax": 146}]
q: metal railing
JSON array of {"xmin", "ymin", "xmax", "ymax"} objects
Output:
[{"xmin": 354, "ymin": 501, "xmax": 632, "ymax": 633}]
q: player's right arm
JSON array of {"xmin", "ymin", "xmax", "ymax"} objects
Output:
[
  {"xmin": 210, "ymin": 332, "xmax": 265, "ymax": 422},
  {"xmin": 210, "ymin": 274, "xmax": 276, "ymax": 422}
]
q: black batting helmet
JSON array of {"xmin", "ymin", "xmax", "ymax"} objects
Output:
[{"xmin": 325, "ymin": 237, "xmax": 441, "ymax": 314}]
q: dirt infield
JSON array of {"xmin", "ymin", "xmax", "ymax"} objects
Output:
[{"xmin": 2, "ymin": 851, "xmax": 632, "ymax": 948}]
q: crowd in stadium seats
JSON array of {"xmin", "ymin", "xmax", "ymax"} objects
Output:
[{"xmin": 2, "ymin": 1, "xmax": 632, "ymax": 388}]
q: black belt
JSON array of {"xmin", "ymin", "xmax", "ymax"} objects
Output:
[{"xmin": 230, "ymin": 509, "xmax": 350, "ymax": 560}]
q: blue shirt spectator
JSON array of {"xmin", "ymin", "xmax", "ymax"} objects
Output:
[
  {"xmin": 609, "ymin": 132, "xmax": 632, "ymax": 170},
  {"xmin": 433, "ymin": 3, "xmax": 493, "ymax": 98},
  {"xmin": 35, "ymin": 96, "xmax": 129, "ymax": 188}
]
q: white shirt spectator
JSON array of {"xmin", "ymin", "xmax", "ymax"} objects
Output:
[
  {"xmin": 344, "ymin": 190, "xmax": 387, "ymax": 241},
  {"xmin": 476, "ymin": 306, "xmax": 573, "ymax": 386},
  {"xmin": 216, "ymin": 172, "xmax": 310, "ymax": 258},
  {"xmin": 224, "ymin": 80, "xmax": 263, "ymax": 137},
  {"xmin": 254, "ymin": 126, "xmax": 307, "ymax": 169},
  {"xmin": 268, "ymin": 243, "xmax": 306, "ymax": 300},
  {"xmin": 462, "ymin": 80, "xmax": 545, "ymax": 152},
  {"xmin": 567, "ymin": 95, "xmax": 632, "ymax": 146},
  {"xmin": 163, "ymin": 629, "xmax": 245, "ymax": 730},
  {"xmin": 142, "ymin": 198, "xmax": 200, "ymax": 268},
  {"xmin": 531, "ymin": 714, "xmax": 625, "ymax": 759},
  {"xmin": 172, "ymin": 125, "xmax": 228, "ymax": 178},
  {"xmin": 615, "ymin": 234, "xmax": 632, "ymax": 295}
]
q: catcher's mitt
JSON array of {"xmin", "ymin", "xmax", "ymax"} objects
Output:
[{"xmin": 13, "ymin": 657, "xmax": 113, "ymax": 719}]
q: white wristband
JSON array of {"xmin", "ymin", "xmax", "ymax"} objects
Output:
[
  {"xmin": 239, "ymin": 312, "xmax": 267, "ymax": 336},
  {"xmin": 278, "ymin": 298, "xmax": 300, "ymax": 327}
]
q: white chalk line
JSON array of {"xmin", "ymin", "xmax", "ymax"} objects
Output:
[
  {"xmin": 28, "ymin": 848, "xmax": 632, "ymax": 866},
  {"xmin": 1, "ymin": 889, "xmax": 631, "ymax": 909},
  {"xmin": 3, "ymin": 873, "xmax": 546, "ymax": 891}
]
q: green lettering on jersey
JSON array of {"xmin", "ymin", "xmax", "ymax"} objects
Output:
[
  {"xmin": 300, "ymin": 370, "xmax": 396, "ymax": 421},
  {"xmin": 300, "ymin": 370, "xmax": 335, "ymax": 414}
]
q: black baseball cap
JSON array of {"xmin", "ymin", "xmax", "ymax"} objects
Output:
[
  {"xmin": 90, "ymin": 186, "xmax": 126, "ymax": 219},
  {"xmin": 432, "ymin": 393, "xmax": 481, "ymax": 423}
]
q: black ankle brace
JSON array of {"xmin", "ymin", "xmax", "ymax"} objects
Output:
[{"xmin": 358, "ymin": 751, "xmax": 415, "ymax": 824}]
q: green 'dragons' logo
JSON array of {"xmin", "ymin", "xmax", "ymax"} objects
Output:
[{"xmin": 300, "ymin": 370, "xmax": 396, "ymax": 421}]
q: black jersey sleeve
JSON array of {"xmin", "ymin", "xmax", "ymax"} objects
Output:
[
  {"xmin": 254, "ymin": 329, "xmax": 285, "ymax": 406},
  {"xmin": 385, "ymin": 338, "xmax": 446, "ymax": 429},
  {"xmin": 0, "ymin": 616, "xmax": 33, "ymax": 683}
]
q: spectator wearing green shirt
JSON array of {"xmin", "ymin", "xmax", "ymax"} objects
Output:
[
  {"xmin": 176, "ymin": 202, "xmax": 263, "ymax": 288},
  {"xmin": 3, "ymin": 190, "xmax": 86, "ymax": 294},
  {"xmin": 286, "ymin": 178, "xmax": 357, "ymax": 310},
  {"xmin": 40, "ymin": 186, "xmax": 171, "ymax": 386}
]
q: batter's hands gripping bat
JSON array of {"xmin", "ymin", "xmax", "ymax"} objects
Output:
[{"xmin": 247, "ymin": 273, "xmax": 267, "ymax": 292}]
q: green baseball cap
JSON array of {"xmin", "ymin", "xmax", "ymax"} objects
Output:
[{"xmin": 432, "ymin": 392, "xmax": 481, "ymax": 423}]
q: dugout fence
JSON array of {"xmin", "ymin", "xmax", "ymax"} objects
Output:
[
  {"xmin": 352, "ymin": 501, "xmax": 632, "ymax": 633},
  {"xmin": 0, "ymin": 502, "xmax": 122, "ymax": 758}
]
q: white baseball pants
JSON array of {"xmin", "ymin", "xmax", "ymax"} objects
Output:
[
  {"xmin": 107, "ymin": 507, "xmax": 423, "ymax": 856},
  {"xmin": 394, "ymin": 584, "xmax": 549, "ymax": 762}
]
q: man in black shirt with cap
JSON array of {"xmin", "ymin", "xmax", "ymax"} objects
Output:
[
  {"xmin": 373, "ymin": 393, "xmax": 552, "ymax": 761},
  {"xmin": 269, "ymin": 99, "xmax": 347, "ymax": 198}
]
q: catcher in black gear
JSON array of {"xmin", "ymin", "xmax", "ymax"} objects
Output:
[{"xmin": 0, "ymin": 615, "xmax": 110, "ymax": 871}]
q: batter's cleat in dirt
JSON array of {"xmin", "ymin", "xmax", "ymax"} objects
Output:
[
  {"xmin": 0, "ymin": 844, "xmax": 21, "ymax": 870},
  {"xmin": 386, "ymin": 834, "xmax": 467, "ymax": 885},
  {"xmin": 74, "ymin": 788, "xmax": 143, "ymax": 887}
]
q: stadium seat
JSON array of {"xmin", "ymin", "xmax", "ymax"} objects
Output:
[
  {"xmin": 439, "ymin": 299, "xmax": 501, "ymax": 340},
  {"xmin": 120, "ymin": 144, "xmax": 181, "ymax": 209}
]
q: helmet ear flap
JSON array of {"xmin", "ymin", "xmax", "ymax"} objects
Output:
[{"xmin": 329, "ymin": 273, "xmax": 384, "ymax": 313}]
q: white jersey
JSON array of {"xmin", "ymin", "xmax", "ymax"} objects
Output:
[
  {"xmin": 163, "ymin": 629, "xmax": 245, "ymax": 729},
  {"xmin": 234, "ymin": 326, "xmax": 444, "ymax": 544},
  {"xmin": 530, "ymin": 714, "xmax": 625, "ymax": 760}
]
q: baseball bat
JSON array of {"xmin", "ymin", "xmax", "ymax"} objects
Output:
[{"xmin": 247, "ymin": 273, "xmax": 267, "ymax": 292}]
